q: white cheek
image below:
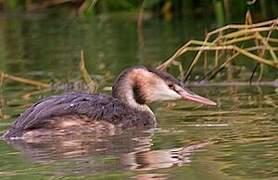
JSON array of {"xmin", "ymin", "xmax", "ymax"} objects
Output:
[{"xmin": 151, "ymin": 84, "xmax": 181, "ymax": 101}]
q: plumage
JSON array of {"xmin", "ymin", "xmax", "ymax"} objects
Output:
[{"xmin": 3, "ymin": 93, "xmax": 155, "ymax": 138}]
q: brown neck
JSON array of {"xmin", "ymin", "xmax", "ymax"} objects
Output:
[{"xmin": 112, "ymin": 67, "xmax": 154, "ymax": 116}]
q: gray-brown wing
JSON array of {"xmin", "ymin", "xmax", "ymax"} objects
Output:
[
  {"xmin": 10, "ymin": 93, "xmax": 126, "ymax": 130},
  {"xmin": 4, "ymin": 92, "xmax": 154, "ymax": 139}
]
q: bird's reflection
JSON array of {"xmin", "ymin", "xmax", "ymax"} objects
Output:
[{"xmin": 4, "ymin": 128, "xmax": 209, "ymax": 176}]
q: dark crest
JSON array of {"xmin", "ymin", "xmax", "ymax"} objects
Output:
[{"xmin": 145, "ymin": 66, "xmax": 182, "ymax": 86}]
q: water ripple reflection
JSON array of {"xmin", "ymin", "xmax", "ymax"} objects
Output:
[{"xmin": 2, "ymin": 128, "xmax": 211, "ymax": 177}]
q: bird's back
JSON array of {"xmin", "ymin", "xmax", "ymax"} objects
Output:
[{"xmin": 3, "ymin": 92, "xmax": 155, "ymax": 139}]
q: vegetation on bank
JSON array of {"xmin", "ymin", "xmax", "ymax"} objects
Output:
[
  {"xmin": 158, "ymin": 13, "xmax": 278, "ymax": 83},
  {"xmin": 0, "ymin": 0, "xmax": 277, "ymax": 25},
  {"xmin": 0, "ymin": 12, "xmax": 277, "ymax": 91},
  {"xmin": 0, "ymin": 0, "xmax": 277, "ymax": 89}
]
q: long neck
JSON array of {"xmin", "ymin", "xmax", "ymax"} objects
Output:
[{"xmin": 112, "ymin": 68, "xmax": 155, "ymax": 117}]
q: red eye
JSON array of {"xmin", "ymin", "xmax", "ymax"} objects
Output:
[{"xmin": 168, "ymin": 84, "xmax": 174, "ymax": 89}]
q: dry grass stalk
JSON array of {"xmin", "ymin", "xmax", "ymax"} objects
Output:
[
  {"xmin": 0, "ymin": 50, "xmax": 98, "ymax": 95},
  {"xmin": 0, "ymin": 71, "xmax": 49, "ymax": 88},
  {"xmin": 137, "ymin": 0, "xmax": 146, "ymax": 49},
  {"xmin": 0, "ymin": 72, "xmax": 4, "ymax": 119},
  {"xmin": 157, "ymin": 14, "xmax": 278, "ymax": 81},
  {"xmin": 79, "ymin": 50, "xmax": 98, "ymax": 93}
]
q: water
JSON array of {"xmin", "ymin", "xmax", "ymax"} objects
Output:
[{"xmin": 0, "ymin": 11, "xmax": 277, "ymax": 179}]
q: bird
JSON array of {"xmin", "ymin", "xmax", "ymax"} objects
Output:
[{"xmin": 2, "ymin": 66, "xmax": 216, "ymax": 140}]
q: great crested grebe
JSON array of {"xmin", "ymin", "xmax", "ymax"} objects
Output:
[{"xmin": 3, "ymin": 66, "xmax": 216, "ymax": 139}]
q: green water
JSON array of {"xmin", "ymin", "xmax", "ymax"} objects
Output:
[{"xmin": 0, "ymin": 11, "xmax": 277, "ymax": 179}]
